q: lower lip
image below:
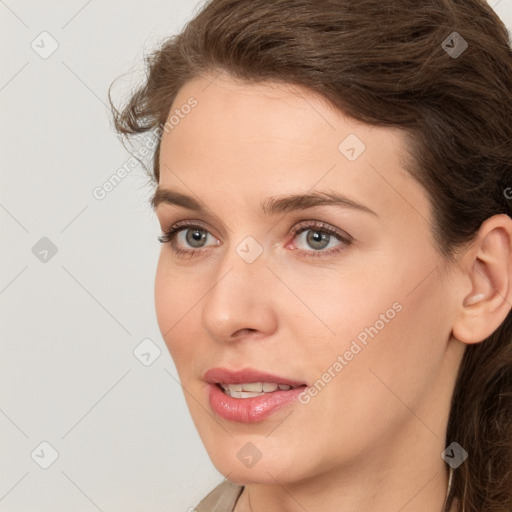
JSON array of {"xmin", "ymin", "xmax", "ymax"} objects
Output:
[{"xmin": 207, "ymin": 383, "xmax": 306, "ymax": 423}]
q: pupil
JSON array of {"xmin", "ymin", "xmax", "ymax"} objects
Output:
[
  {"xmin": 307, "ymin": 230, "xmax": 329, "ymax": 249},
  {"xmin": 187, "ymin": 229, "xmax": 206, "ymax": 247}
]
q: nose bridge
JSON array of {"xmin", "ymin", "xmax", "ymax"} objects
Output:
[
  {"xmin": 201, "ymin": 234, "xmax": 277, "ymax": 341},
  {"xmin": 215, "ymin": 232, "xmax": 268, "ymax": 294}
]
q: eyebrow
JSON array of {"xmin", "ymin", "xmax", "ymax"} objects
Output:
[{"xmin": 151, "ymin": 187, "xmax": 378, "ymax": 217}]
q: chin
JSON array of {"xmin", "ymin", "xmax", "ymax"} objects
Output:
[
  {"xmin": 206, "ymin": 442, "xmax": 310, "ymax": 485},
  {"xmin": 216, "ymin": 463, "xmax": 288, "ymax": 485}
]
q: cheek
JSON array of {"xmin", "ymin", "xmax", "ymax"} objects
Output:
[
  {"xmin": 154, "ymin": 255, "xmax": 197, "ymax": 363},
  {"xmin": 295, "ymin": 254, "xmax": 451, "ymax": 410},
  {"xmin": 154, "ymin": 257, "xmax": 173, "ymax": 338},
  {"xmin": 278, "ymin": 260, "xmax": 399, "ymax": 352},
  {"xmin": 284, "ymin": 278, "xmax": 451, "ymax": 467},
  {"xmin": 334, "ymin": 274, "xmax": 451, "ymax": 417}
]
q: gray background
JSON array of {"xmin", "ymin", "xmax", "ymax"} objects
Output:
[{"xmin": 1, "ymin": 1, "xmax": 511, "ymax": 510}]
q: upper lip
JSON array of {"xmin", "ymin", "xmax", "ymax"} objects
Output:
[{"xmin": 204, "ymin": 367, "xmax": 306, "ymax": 387}]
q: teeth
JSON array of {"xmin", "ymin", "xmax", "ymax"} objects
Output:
[
  {"xmin": 230, "ymin": 391, "xmax": 266, "ymax": 398},
  {"xmin": 241, "ymin": 382, "xmax": 263, "ymax": 392},
  {"xmin": 219, "ymin": 382, "xmax": 297, "ymax": 397}
]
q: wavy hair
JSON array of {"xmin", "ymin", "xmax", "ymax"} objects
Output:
[{"xmin": 109, "ymin": 1, "xmax": 512, "ymax": 510}]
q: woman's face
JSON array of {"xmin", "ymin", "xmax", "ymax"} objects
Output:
[{"xmin": 154, "ymin": 72, "xmax": 464, "ymax": 484}]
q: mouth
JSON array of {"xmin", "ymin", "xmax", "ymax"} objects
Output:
[
  {"xmin": 217, "ymin": 381, "xmax": 303, "ymax": 398},
  {"xmin": 204, "ymin": 368, "xmax": 308, "ymax": 423}
]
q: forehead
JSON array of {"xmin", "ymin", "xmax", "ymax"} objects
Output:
[
  {"xmin": 158, "ymin": 72, "xmax": 430, "ymax": 227},
  {"xmin": 164, "ymin": 73, "xmax": 384, "ymax": 157}
]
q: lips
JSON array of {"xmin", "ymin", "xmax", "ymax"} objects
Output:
[
  {"xmin": 204, "ymin": 367, "xmax": 307, "ymax": 423},
  {"xmin": 203, "ymin": 368, "xmax": 306, "ymax": 387}
]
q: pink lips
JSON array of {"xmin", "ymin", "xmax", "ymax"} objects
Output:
[{"xmin": 204, "ymin": 367, "xmax": 307, "ymax": 423}]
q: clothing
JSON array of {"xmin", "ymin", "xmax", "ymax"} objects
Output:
[{"xmin": 195, "ymin": 480, "xmax": 244, "ymax": 512}]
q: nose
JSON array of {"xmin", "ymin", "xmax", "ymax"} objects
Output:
[{"xmin": 201, "ymin": 241, "xmax": 278, "ymax": 344}]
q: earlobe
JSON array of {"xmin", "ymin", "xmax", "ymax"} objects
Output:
[{"xmin": 452, "ymin": 214, "xmax": 512, "ymax": 345}]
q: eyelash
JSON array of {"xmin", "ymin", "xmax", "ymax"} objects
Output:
[{"xmin": 157, "ymin": 220, "xmax": 353, "ymax": 259}]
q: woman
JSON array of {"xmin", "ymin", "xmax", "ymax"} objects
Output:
[{"xmin": 110, "ymin": 0, "xmax": 512, "ymax": 510}]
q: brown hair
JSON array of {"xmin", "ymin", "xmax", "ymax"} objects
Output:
[{"xmin": 110, "ymin": 1, "xmax": 512, "ymax": 510}]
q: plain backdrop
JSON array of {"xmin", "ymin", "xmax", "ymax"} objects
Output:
[{"xmin": 1, "ymin": 1, "xmax": 511, "ymax": 510}]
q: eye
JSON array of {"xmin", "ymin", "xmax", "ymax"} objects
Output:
[
  {"xmin": 288, "ymin": 221, "xmax": 352, "ymax": 258},
  {"xmin": 158, "ymin": 219, "xmax": 352, "ymax": 259},
  {"xmin": 158, "ymin": 220, "xmax": 220, "ymax": 256}
]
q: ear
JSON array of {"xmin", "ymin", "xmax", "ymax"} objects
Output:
[{"xmin": 452, "ymin": 214, "xmax": 512, "ymax": 344}]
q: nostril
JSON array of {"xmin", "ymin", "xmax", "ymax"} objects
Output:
[{"xmin": 232, "ymin": 328, "xmax": 257, "ymax": 339}]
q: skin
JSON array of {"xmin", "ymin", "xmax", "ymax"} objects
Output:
[{"xmin": 153, "ymin": 72, "xmax": 512, "ymax": 512}]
